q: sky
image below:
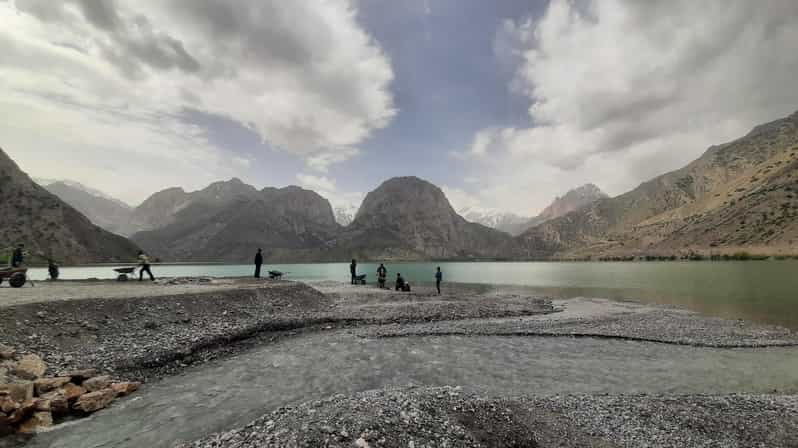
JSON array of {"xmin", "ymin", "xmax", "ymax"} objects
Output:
[{"xmin": 2, "ymin": 0, "xmax": 798, "ymax": 217}]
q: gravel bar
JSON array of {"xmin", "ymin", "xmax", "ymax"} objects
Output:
[{"xmin": 180, "ymin": 386, "xmax": 798, "ymax": 448}]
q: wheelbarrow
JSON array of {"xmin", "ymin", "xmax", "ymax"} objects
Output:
[
  {"xmin": 114, "ymin": 267, "xmax": 137, "ymax": 281},
  {"xmin": 268, "ymin": 270, "xmax": 286, "ymax": 280},
  {"xmin": 354, "ymin": 274, "xmax": 367, "ymax": 285},
  {"xmin": 0, "ymin": 267, "xmax": 29, "ymax": 288}
]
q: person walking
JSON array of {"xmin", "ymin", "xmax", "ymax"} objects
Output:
[
  {"xmin": 11, "ymin": 244, "xmax": 25, "ymax": 267},
  {"xmin": 254, "ymin": 248, "xmax": 263, "ymax": 278},
  {"xmin": 138, "ymin": 250, "xmax": 155, "ymax": 281},
  {"xmin": 350, "ymin": 259, "xmax": 357, "ymax": 285},
  {"xmin": 435, "ymin": 266, "xmax": 443, "ymax": 295}
]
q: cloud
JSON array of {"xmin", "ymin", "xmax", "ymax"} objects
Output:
[
  {"xmin": 1, "ymin": 0, "xmax": 394, "ymax": 202},
  {"xmin": 456, "ymin": 0, "xmax": 798, "ymax": 215}
]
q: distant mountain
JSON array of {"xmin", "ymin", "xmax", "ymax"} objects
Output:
[
  {"xmin": 132, "ymin": 181, "xmax": 341, "ymax": 262},
  {"xmin": 43, "ymin": 181, "xmax": 133, "ymax": 236},
  {"xmin": 458, "ymin": 207, "xmax": 530, "ymax": 236},
  {"xmin": 335, "ymin": 177, "xmax": 513, "ymax": 260},
  {"xmin": 526, "ymin": 184, "xmax": 608, "ymax": 228},
  {"xmin": 0, "ymin": 148, "xmax": 139, "ymax": 264},
  {"xmin": 334, "ymin": 204, "xmax": 359, "ymax": 226},
  {"xmin": 517, "ymin": 111, "xmax": 798, "ymax": 258}
]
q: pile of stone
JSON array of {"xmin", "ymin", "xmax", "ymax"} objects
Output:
[{"xmin": 0, "ymin": 344, "xmax": 139, "ymax": 435}]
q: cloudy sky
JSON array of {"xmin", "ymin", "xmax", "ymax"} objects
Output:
[{"xmin": 3, "ymin": 0, "xmax": 798, "ymax": 217}]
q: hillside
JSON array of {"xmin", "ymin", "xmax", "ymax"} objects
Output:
[
  {"xmin": 0, "ymin": 148, "xmax": 140, "ymax": 264},
  {"xmin": 517, "ymin": 111, "xmax": 798, "ymax": 258},
  {"xmin": 335, "ymin": 177, "xmax": 513, "ymax": 260}
]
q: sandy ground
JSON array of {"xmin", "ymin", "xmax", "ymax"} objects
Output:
[{"xmin": 0, "ymin": 278, "xmax": 263, "ymax": 308}]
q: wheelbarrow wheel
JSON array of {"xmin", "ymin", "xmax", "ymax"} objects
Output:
[
  {"xmin": 9, "ymin": 273, "xmax": 26, "ymax": 288},
  {"xmin": 117, "ymin": 274, "xmax": 129, "ymax": 282}
]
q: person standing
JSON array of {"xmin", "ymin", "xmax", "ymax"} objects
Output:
[
  {"xmin": 254, "ymin": 248, "xmax": 263, "ymax": 278},
  {"xmin": 435, "ymin": 266, "xmax": 443, "ymax": 295},
  {"xmin": 48, "ymin": 259, "xmax": 60, "ymax": 281},
  {"xmin": 11, "ymin": 244, "xmax": 24, "ymax": 267},
  {"xmin": 377, "ymin": 263, "xmax": 387, "ymax": 289},
  {"xmin": 350, "ymin": 259, "xmax": 357, "ymax": 285},
  {"xmin": 138, "ymin": 250, "xmax": 155, "ymax": 281}
]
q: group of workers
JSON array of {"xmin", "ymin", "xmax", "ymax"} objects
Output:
[{"xmin": 350, "ymin": 259, "xmax": 443, "ymax": 294}]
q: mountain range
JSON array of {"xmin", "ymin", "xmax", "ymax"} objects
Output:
[
  {"xmin": 11, "ymin": 110, "xmax": 798, "ymax": 263},
  {"xmin": 517, "ymin": 111, "xmax": 798, "ymax": 258}
]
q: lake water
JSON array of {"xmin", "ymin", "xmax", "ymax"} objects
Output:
[{"xmin": 24, "ymin": 260, "xmax": 798, "ymax": 329}]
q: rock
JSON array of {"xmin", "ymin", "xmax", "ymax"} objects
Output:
[
  {"xmin": 18, "ymin": 411, "xmax": 53, "ymax": 433},
  {"xmin": 61, "ymin": 383, "xmax": 86, "ymax": 402},
  {"xmin": 0, "ymin": 345, "xmax": 14, "ymax": 360},
  {"xmin": 83, "ymin": 375, "xmax": 112, "ymax": 392},
  {"xmin": 12, "ymin": 354, "xmax": 47, "ymax": 380},
  {"xmin": 49, "ymin": 395, "xmax": 69, "ymax": 416},
  {"xmin": 36, "ymin": 311, "xmax": 47, "ymax": 319},
  {"xmin": 73, "ymin": 388, "xmax": 117, "ymax": 413},
  {"xmin": 0, "ymin": 396, "xmax": 19, "ymax": 414},
  {"xmin": 65, "ymin": 369, "xmax": 98, "ymax": 383},
  {"xmin": 355, "ymin": 437, "xmax": 371, "ymax": 448},
  {"xmin": 32, "ymin": 398, "xmax": 51, "ymax": 412},
  {"xmin": 0, "ymin": 381, "xmax": 34, "ymax": 402},
  {"xmin": 110, "ymin": 381, "xmax": 140, "ymax": 396},
  {"xmin": 34, "ymin": 377, "xmax": 71, "ymax": 395},
  {"xmin": 8, "ymin": 399, "xmax": 36, "ymax": 424}
]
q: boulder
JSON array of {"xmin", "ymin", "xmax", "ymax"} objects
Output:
[
  {"xmin": 12, "ymin": 355, "xmax": 47, "ymax": 380},
  {"xmin": 0, "ymin": 381, "xmax": 34, "ymax": 403},
  {"xmin": 110, "ymin": 381, "xmax": 141, "ymax": 396},
  {"xmin": 34, "ymin": 377, "xmax": 71, "ymax": 395},
  {"xmin": 8, "ymin": 399, "xmax": 36, "ymax": 424},
  {"xmin": 18, "ymin": 411, "xmax": 53, "ymax": 434},
  {"xmin": 83, "ymin": 375, "xmax": 112, "ymax": 392},
  {"xmin": 73, "ymin": 388, "xmax": 117, "ymax": 413},
  {"xmin": 65, "ymin": 369, "xmax": 97, "ymax": 384},
  {"xmin": 0, "ymin": 345, "xmax": 14, "ymax": 360}
]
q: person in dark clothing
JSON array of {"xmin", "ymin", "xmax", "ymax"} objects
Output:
[
  {"xmin": 435, "ymin": 266, "xmax": 443, "ymax": 295},
  {"xmin": 48, "ymin": 259, "xmax": 60, "ymax": 281},
  {"xmin": 350, "ymin": 259, "xmax": 357, "ymax": 285},
  {"xmin": 377, "ymin": 263, "xmax": 387, "ymax": 289},
  {"xmin": 254, "ymin": 248, "xmax": 263, "ymax": 278},
  {"xmin": 395, "ymin": 273, "xmax": 405, "ymax": 291},
  {"xmin": 11, "ymin": 244, "xmax": 24, "ymax": 268},
  {"xmin": 138, "ymin": 251, "xmax": 155, "ymax": 281}
]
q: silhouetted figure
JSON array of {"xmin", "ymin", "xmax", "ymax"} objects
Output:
[
  {"xmin": 435, "ymin": 266, "xmax": 443, "ymax": 295},
  {"xmin": 11, "ymin": 244, "xmax": 24, "ymax": 267},
  {"xmin": 138, "ymin": 250, "xmax": 155, "ymax": 281},
  {"xmin": 395, "ymin": 273, "xmax": 405, "ymax": 291},
  {"xmin": 377, "ymin": 263, "xmax": 387, "ymax": 289},
  {"xmin": 350, "ymin": 259, "xmax": 357, "ymax": 284},
  {"xmin": 254, "ymin": 248, "xmax": 263, "ymax": 278},
  {"xmin": 48, "ymin": 259, "xmax": 59, "ymax": 281}
]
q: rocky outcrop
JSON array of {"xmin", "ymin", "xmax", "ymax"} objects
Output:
[
  {"xmin": 335, "ymin": 177, "xmax": 513, "ymax": 260},
  {"xmin": 0, "ymin": 148, "xmax": 140, "ymax": 264},
  {"xmin": 517, "ymin": 111, "xmax": 798, "ymax": 258},
  {"xmin": 0, "ymin": 347, "xmax": 139, "ymax": 435}
]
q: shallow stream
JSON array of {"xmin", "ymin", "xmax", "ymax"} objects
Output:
[{"xmin": 27, "ymin": 332, "xmax": 798, "ymax": 448}]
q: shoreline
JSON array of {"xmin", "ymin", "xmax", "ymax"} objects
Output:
[{"xmin": 3, "ymin": 278, "xmax": 798, "ymax": 446}]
